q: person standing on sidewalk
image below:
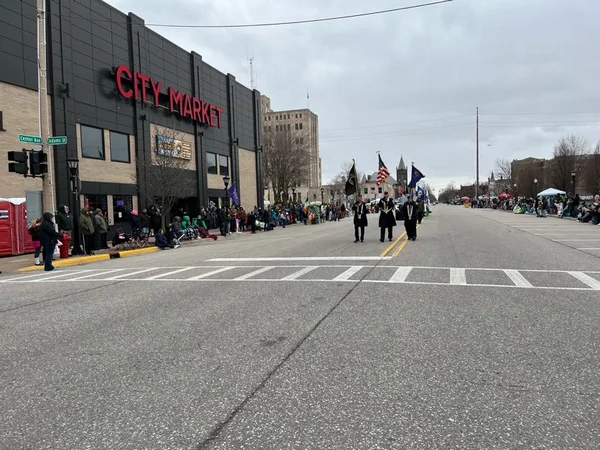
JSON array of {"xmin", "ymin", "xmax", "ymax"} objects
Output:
[
  {"xmin": 79, "ymin": 208, "xmax": 95, "ymax": 255},
  {"xmin": 39, "ymin": 212, "xmax": 61, "ymax": 272},
  {"xmin": 28, "ymin": 218, "xmax": 42, "ymax": 266}
]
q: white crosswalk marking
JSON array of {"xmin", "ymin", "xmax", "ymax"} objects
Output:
[
  {"xmin": 281, "ymin": 266, "xmax": 318, "ymax": 280},
  {"xmin": 503, "ymin": 269, "xmax": 533, "ymax": 288},
  {"xmin": 4, "ymin": 265, "xmax": 600, "ymax": 291},
  {"xmin": 69, "ymin": 269, "xmax": 124, "ymax": 280},
  {"xmin": 187, "ymin": 267, "xmax": 235, "ymax": 280},
  {"xmin": 568, "ymin": 271, "xmax": 600, "ymax": 290},
  {"xmin": 389, "ymin": 267, "xmax": 412, "ymax": 283},
  {"xmin": 234, "ymin": 266, "xmax": 274, "ymax": 280},
  {"xmin": 332, "ymin": 266, "xmax": 363, "ymax": 281},
  {"xmin": 449, "ymin": 268, "xmax": 467, "ymax": 285},
  {"xmin": 145, "ymin": 267, "xmax": 195, "ymax": 280}
]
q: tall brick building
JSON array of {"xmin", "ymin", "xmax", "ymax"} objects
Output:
[{"xmin": 1, "ymin": 0, "xmax": 263, "ymax": 227}]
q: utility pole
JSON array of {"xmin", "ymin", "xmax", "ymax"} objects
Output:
[
  {"xmin": 37, "ymin": 0, "xmax": 55, "ymax": 214},
  {"xmin": 476, "ymin": 106, "xmax": 479, "ymax": 200}
]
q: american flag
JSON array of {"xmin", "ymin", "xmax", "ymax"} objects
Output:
[{"xmin": 376, "ymin": 154, "xmax": 390, "ymax": 186}]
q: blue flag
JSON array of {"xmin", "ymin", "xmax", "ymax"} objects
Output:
[
  {"xmin": 228, "ymin": 183, "xmax": 240, "ymax": 206},
  {"xmin": 409, "ymin": 165, "xmax": 425, "ymax": 188}
]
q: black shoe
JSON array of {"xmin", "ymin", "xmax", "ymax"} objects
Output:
[
  {"xmin": 380, "ymin": 239, "xmax": 384, "ymax": 242},
  {"xmin": 361, "ymin": 239, "xmax": 364, "ymax": 242},
  {"xmin": 354, "ymin": 239, "xmax": 359, "ymax": 243},
  {"xmin": 412, "ymin": 237, "xmax": 416, "ymax": 241}
]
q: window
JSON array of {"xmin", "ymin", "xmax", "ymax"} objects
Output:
[
  {"xmin": 109, "ymin": 131, "xmax": 130, "ymax": 163},
  {"xmin": 287, "ymin": 124, "xmax": 291, "ymax": 131},
  {"xmin": 299, "ymin": 123, "xmax": 303, "ymax": 130},
  {"xmin": 0, "ymin": 111, "xmax": 5, "ymax": 131},
  {"xmin": 219, "ymin": 155, "xmax": 229, "ymax": 176},
  {"xmin": 81, "ymin": 125, "xmax": 104, "ymax": 159},
  {"xmin": 378, "ymin": 187, "xmax": 383, "ymax": 193},
  {"xmin": 276, "ymin": 125, "xmax": 279, "ymax": 132},
  {"xmin": 84, "ymin": 195, "xmax": 108, "ymax": 213},
  {"xmin": 299, "ymin": 137, "xmax": 304, "ymax": 145},
  {"xmin": 363, "ymin": 188, "xmax": 368, "ymax": 194},
  {"xmin": 113, "ymin": 195, "xmax": 133, "ymax": 224},
  {"xmin": 299, "ymin": 113, "xmax": 302, "ymax": 118},
  {"xmin": 295, "ymin": 123, "xmax": 298, "ymax": 130},
  {"xmin": 206, "ymin": 152, "xmax": 217, "ymax": 174},
  {"xmin": 295, "ymin": 113, "xmax": 298, "ymax": 119}
]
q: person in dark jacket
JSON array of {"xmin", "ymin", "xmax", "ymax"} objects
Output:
[
  {"xmin": 55, "ymin": 205, "xmax": 72, "ymax": 235},
  {"xmin": 401, "ymin": 195, "xmax": 419, "ymax": 241},
  {"xmin": 39, "ymin": 212, "xmax": 61, "ymax": 271},
  {"xmin": 377, "ymin": 191, "xmax": 396, "ymax": 242},
  {"xmin": 352, "ymin": 194, "xmax": 368, "ymax": 242}
]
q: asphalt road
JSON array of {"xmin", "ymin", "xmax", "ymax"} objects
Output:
[{"xmin": 1, "ymin": 206, "xmax": 599, "ymax": 449}]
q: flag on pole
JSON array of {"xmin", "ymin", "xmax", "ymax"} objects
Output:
[
  {"xmin": 227, "ymin": 183, "xmax": 240, "ymax": 206},
  {"xmin": 345, "ymin": 160, "xmax": 358, "ymax": 196},
  {"xmin": 408, "ymin": 164, "xmax": 425, "ymax": 188},
  {"xmin": 376, "ymin": 154, "xmax": 390, "ymax": 186}
]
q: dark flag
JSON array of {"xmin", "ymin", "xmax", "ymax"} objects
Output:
[
  {"xmin": 409, "ymin": 164, "xmax": 425, "ymax": 188},
  {"xmin": 345, "ymin": 160, "xmax": 358, "ymax": 196},
  {"xmin": 376, "ymin": 154, "xmax": 390, "ymax": 186}
]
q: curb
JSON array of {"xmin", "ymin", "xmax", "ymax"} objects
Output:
[{"xmin": 18, "ymin": 246, "xmax": 159, "ymax": 272}]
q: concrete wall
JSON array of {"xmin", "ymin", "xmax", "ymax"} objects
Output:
[{"xmin": 238, "ymin": 147, "xmax": 257, "ymax": 210}]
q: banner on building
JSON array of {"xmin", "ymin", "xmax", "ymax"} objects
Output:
[{"xmin": 155, "ymin": 134, "xmax": 192, "ymax": 160}]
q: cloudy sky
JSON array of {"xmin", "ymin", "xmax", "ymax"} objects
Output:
[{"xmin": 105, "ymin": 0, "xmax": 600, "ymax": 193}]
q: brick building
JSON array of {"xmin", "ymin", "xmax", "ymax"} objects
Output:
[{"xmin": 1, "ymin": 0, "xmax": 263, "ymax": 227}]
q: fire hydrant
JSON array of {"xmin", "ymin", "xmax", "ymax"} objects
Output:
[{"xmin": 60, "ymin": 232, "xmax": 71, "ymax": 258}]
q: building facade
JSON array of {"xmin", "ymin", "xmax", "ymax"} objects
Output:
[
  {"xmin": 260, "ymin": 95, "xmax": 321, "ymax": 201},
  {"xmin": 1, "ymin": 0, "xmax": 263, "ymax": 228}
]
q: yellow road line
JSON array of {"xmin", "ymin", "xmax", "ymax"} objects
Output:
[
  {"xmin": 392, "ymin": 238, "xmax": 409, "ymax": 257},
  {"xmin": 380, "ymin": 231, "xmax": 406, "ymax": 257}
]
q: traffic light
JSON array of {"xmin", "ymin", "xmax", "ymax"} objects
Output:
[
  {"xmin": 8, "ymin": 150, "xmax": 28, "ymax": 175},
  {"xmin": 29, "ymin": 150, "xmax": 48, "ymax": 176}
]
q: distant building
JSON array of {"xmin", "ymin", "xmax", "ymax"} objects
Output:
[
  {"xmin": 260, "ymin": 95, "xmax": 321, "ymax": 202},
  {"xmin": 396, "ymin": 156, "xmax": 408, "ymax": 197}
]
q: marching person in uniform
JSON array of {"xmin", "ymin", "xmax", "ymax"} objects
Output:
[
  {"xmin": 402, "ymin": 194, "xmax": 419, "ymax": 241},
  {"xmin": 352, "ymin": 194, "xmax": 368, "ymax": 242},
  {"xmin": 378, "ymin": 191, "xmax": 396, "ymax": 242}
]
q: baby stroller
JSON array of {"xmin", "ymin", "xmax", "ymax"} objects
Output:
[{"xmin": 112, "ymin": 227, "xmax": 133, "ymax": 250}]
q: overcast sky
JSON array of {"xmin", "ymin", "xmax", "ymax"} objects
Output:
[{"xmin": 106, "ymin": 0, "xmax": 600, "ymax": 193}]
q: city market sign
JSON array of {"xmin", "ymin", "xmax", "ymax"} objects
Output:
[{"xmin": 114, "ymin": 65, "xmax": 223, "ymax": 128}]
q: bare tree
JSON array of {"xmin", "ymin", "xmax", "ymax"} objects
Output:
[
  {"xmin": 551, "ymin": 134, "xmax": 589, "ymax": 192},
  {"xmin": 584, "ymin": 141, "xmax": 600, "ymax": 195},
  {"xmin": 133, "ymin": 125, "xmax": 196, "ymax": 228},
  {"xmin": 438, "ymin": 182, "xmax": 458, "ymax": 202},
  {"xmin": 262, "ymin": 128, "xmax": 311, "ymax": 203},
  {"xmin": 328, "ymin": 160, "xmax": 365, "ymax": 202}
]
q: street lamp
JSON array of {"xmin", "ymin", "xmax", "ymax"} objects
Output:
[
  {"xmin": 67, "ymin": 158, "xmax": 83, "ymax": 255},
  {"xmin": 320, "ymin": 187, "xmax": 324, "ymax": 204},
  {"xmin": 291, "ymin": 185, "xmax": 296, "ymax": 203},
  {"xmin": 223, "ymin": 175, "xmax": 230, "ymax": 208},
  {"xmin": 570, "ymin": 171, "xmax": 576, "ymax": 197},
  {"xmin": 534, "ymin": 178, "xmax": 538, "ymax": 197},
  {"xmin": 513, "ymin": 183, "xmax": 517, "ymax": 197}
]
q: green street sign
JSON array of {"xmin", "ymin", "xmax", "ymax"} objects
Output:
[
  {"xmin": 48, "ymin": 136, "xmax": 67, "ymax": 145},
  {"xmin": 18, "ymin": 134, "xmax": 42, "ymax": 144}
]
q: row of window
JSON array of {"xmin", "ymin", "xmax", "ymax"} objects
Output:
[
  {"xmin": 81, "ymin": 125, "xmax": 231, "ymax": 177},
  {"xmin": 81, "ymin": 125, "xmax": 130, "ymax": 163},
  {"xmin": 206, "ymin": 152, "xmax": 229, "ymax": 176},
  {"xmin": 266, "ymin": 123, "xmax": 304, "ymax": 133},
  {"xmin": 264, "ymin": 112, "xmax": 303, "ymax": 121}
]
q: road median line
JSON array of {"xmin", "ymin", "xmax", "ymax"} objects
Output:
[{"xmin": 380, "ymin": 232, "xmax": 406, "ymax": 257}]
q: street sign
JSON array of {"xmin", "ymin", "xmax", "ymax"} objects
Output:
[
  {"xmin": 18, "ymin": 134, "xmax": 42, "ymax": 144},
  {"xmin": 47, "ymin": 136, "xmax": 67, "ymax": 145}
]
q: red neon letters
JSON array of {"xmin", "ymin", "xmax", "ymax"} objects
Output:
[{"xmin": 115, "ymin": 65, "xmax": 223, "ymax": 128}]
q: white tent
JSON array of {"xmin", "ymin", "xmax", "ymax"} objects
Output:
[{"xmin": 537, "ymin": 188, "xmax": 566, "ymax": 197}]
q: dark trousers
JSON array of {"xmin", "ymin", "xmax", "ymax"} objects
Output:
[
  {"xmin": 417, "ymin": 212, "xmax": 423, "ymax": 224},
  {"xmin": 43, "ymin": 244, "xmax": 55, "ymax": 271},
  {"xmin": 380, "ymin": 226, "xmax": 393, "ymax": 241},
  {"xmin": 354, "ymin": 225, "xmax": 365, "ymax": 241},
  {"xmin": 404, "ymin": 219, "xmax": 417, "ymax": 239},
  {"xmin": 83, "ymin": 234, "xmax": 93, "ymax": 254}
]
